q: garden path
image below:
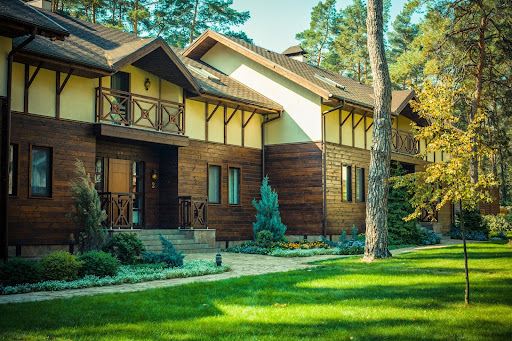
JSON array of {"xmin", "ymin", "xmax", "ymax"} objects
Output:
[{"xmin": 0, "ymin": 238, "xmax": 472, "ymax": 305}]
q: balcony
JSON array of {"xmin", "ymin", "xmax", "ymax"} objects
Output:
[
  {"xmin": 392, "ymin": 129, "xmax": 420, "ymax": 155},
  {"xmin": 95, "ymin": 87, "xmax": 185, "ymax": 134}
]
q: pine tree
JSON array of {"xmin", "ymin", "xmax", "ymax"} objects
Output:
[
  {"xmin": 68, "ymin": 159, "xmax": 107, "ymax": 253},
  {"xmin": 252, "ymin": 176, "xmax": 287, "ymax": 241}
]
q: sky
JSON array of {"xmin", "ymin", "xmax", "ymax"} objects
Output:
[{"xmin": 230, "ymin": 0, "xmax": 417, "ymax": 52}]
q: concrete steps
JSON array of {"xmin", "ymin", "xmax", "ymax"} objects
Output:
[{"xmin": 138, "ymin": 229, "xmax": 219, "ymax": 254}]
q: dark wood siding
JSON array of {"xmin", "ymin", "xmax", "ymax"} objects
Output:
[
  {"xmin": 8, "ymin": 113, "xmax": 96, "ymax": 245},
  {"xmin": 264, "ymin": 142, "xmax": 324, "ymax": 236},
  {"xmin": 178, "ymin": 139, "xmax": 262, "ymax": 241}
]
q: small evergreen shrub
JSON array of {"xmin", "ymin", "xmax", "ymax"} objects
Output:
[
  {"xmin": 142, "ymin": 233, "xmax": 184, "ymax": 268},
  {"xmin": 41, "ymin": 251, "xmax": 82, "ymax": 282},
  {"xmin": 0, "ymin": 258, "xmax": 42, "ymax": 286},
  {"xmin": 67, "ymin": 159, "xmax": 107, "ymax": 252},
  {"xmin": 78, "ymin": 251, "xmax": 120, "ymax": 278},
  {"xmin": 418, "ymin": 229, "xmax": 441, "ymax": 245},
  {"xmin": 103, "ymin": 233, "xmax": 146, "ymax": 265},
  {"xmin": 450, "ymin": 209, "xmax": 489, "ymax": 240},
  {"xmin": 339, "ymin": 231, "xmax": 347, "ymax": 243},
  {"xmin": 255, "ymin": 230, "xmax": 274, "ymax": 249},
  {"xmin": 252, "ymin": 176, "xmax": 287, "ymax": 241},
  {"xmin": 350, "ymin": 225, "xmax": 359, "ymax": 241}
]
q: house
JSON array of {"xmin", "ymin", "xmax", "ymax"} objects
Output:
[{"xmin": 1, "ymin": 0, "xmax": 484, "ymax": 258}]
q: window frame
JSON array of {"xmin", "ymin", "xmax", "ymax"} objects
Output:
[
  {"xmin": 342, "ymin": 164, "xmax": 352, "ymax": 202},
  {"xmin": 207, "ymin": 163, "xmax": 222, "ymax": 205},
  {"xmin": 228, "ymin": 165, "xmax": 242, "ymax": 206},
  {"xmin": 28, "ymin": 144, "xmax": 53, "ymax": 199},
  {"xmin": 355, "ymin": 167, "xmax": 365, "ymax": 203},
  {"xmin": 132, "ymin": 160, "xmax": 145, "ymax": 227},
  {"xmin": 9, "ymin": 143, "xmax": 19, "ymax": 197}
]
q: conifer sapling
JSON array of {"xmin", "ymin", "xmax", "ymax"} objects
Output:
[{"xmin": 252, "ymin": 176, "xmax": 287, "ymax": 241}]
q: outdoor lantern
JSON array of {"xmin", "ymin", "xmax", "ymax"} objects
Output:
[
  {"xmin": 151, "ymin": 169, "xmax": 158, "ymax": 180},
  {"xmin": 144, "ymin": 78, "xmax": 151, "ymax": 90},
  {"xmin": 216, "ymin": 253, "xmax": 222, "ymax": 266}
]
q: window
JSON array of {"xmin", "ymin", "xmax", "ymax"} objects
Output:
[
  {"xmin": 356, "ymin": 167, "xmax": 365, "ymax": 202},
  {"xmin": 30, "ymin": 146, "xmax": 52, "ymax": 197},
  {"xmin": 342, "ymin": 165, "xmax": 352, "ymax": 201},
  {"xmin": 9, "ymin": 144, "xmax": 18, "ymax": 196},
  {"xmin": 228, "ymin": 167, "xmax": 241, "ymax": 205},
  {"xmin": 132, "ymin": 161, "xmax": 144, "ymax": 226},
  {"xmin": 95, "ymin": 158, "xmax": 104, "ymax": 191},
  {"xmin": 208, "ymin": 165, "xmax": 221, "ymax": 204}
]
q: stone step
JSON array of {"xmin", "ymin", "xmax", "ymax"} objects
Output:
[
  {"xmin": 138, "ymin": 229, "xmax": 184, "ymax": 236},
  {"xmin": 141, "ymin": 239, "xmax": 196, "ymax": 246},
  {"xmin": 138, "ymin": 234, "xmax": 188, "ymax": 241}
]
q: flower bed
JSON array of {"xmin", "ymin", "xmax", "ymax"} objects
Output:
[
  {"xmin": 0, "ymin": 261, "xmax": 229, "ymax": 295},
  {"xmin": 226, "ymin": 238, "xmax": 365, "ymax": 257}
]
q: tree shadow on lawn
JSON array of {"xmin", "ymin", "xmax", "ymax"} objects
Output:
[{"xmin": 399, "ymin": 244, "xmax": 512, "ymax": 261}]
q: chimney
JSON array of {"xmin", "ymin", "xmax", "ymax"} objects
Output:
[
  {"xmin": 24, "ymin": 0, "xmax": 52, "ymax": 11},
  {"xmin": 282, "ymin": 45, "xmax": 308, "ymax": 62}
]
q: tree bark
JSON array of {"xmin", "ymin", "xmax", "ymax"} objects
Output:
[
  {"xmin": 189, "ymin": 0, "xmax": 200, "ymax": 44},
  {"xmin": 133, "ymin": 0, "xmax": 139, "ymax": 36},
  {"xmin": 469, "ymin": 10, "xmax": 488, "ymax": 184},
  {"xmin": 363, "ymin": 0, "xmax": 392, "ymax": 261},
  {"xmin": 460, "ymin": 200, "xmax": 470, "ymax": 305}
]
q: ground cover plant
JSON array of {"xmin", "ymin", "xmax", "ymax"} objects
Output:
[{"xmin": 1, "ymin": 242, "xmax": 511, "ymax": 340}]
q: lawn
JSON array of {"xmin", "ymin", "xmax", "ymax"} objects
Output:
[{"xmin": 1, "ymin": 242, "xmax": 511, "ymax": 340}]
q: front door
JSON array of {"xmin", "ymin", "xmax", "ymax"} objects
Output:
[{"xmin": 107, "ymin": 159, "xmax": 132, "ymax": 228}]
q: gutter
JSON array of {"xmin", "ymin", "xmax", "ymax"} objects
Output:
[
  {"xmin": 1, "ymin": 28, "xmax": 37, "ymax": 261},
  {"xmin": 321, "ymin": 100, "xmax": 345, "ymax": 237},
  {"xmin": 261, "ymin": 110, "xmax": 283, "ymax": 180}
]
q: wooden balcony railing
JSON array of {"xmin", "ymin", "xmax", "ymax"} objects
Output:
[
  {"xmin": 99, "ymin": 192, "xmax": 133, "ymax": 229},
  {"xmin": 178, "ymin": 196, "xmax": 208, "ymax": 229},
  {"xmin": 420, "ymin": 202, "xmax": 439, "ymax": 223},
  {"xmin": 392, "ymin": 129, "xmax": 420, "ymax": 155},
  {"xmin": 96, "ymin": 87, "xmax": 185, "ymax": 134}
]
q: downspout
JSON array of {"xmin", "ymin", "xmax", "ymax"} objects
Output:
[
  {"xmin": 1, "ymin": 29, "xmax": 36, "ymax": 261},
  {"xmin": 321, "ymin": 101, "xmax": 345, "ymax": 237},
  {"xmin": 261, "ymin": 110, "xmax": 282, "ymax": 180}
]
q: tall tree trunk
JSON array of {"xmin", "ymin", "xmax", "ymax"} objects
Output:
[
  {"xmin": 363, "ymin": 0, "xmax": 392, "ymax": 261},
  {"xmin": 469, "ymin": 9, "xmax": 488, "ymax": 184},
  {"xmin": 92, "ymin": 4, "xmax": 96, "ymax": 23},
  {"xmin": 459, "ymin": 200, "xmax": 470, "ymax": 305},
  {"xmin": 111, "ymin": 0, "xmax": 117, "ymax": 25},
  {"xmin": 316, "ymin": 10, "xmax": 333, "ymax": 67},
  {"xmin": 133, "ymin": 0, "xmax": 139, "ymax": 36},
  {"xmin": 189, "ymin": 0, "xmax": 200, "ymax": 44}
]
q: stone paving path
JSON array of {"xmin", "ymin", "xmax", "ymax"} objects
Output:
[{"xmin": 0, "ymin": 238, "xmax": 471, "ymax": 305}]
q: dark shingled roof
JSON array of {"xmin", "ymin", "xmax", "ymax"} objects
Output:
[
  {"xmin": 173, "ymin": 47, "xmax": 283, "ymax": 111},
  {"xmin": 186, "ymin": 30, "xmax": 415, "ymax": 115},
  {"xmin": 12, "ymin": 9, "xmax": 201, "ymax": 92},
  {"xmin": 0, "ymin": 0, "xmax": 68, "ymax": 38},
  {"xmin": 282, "ymin": 45, "xmax": 307, "ymax": 56}
]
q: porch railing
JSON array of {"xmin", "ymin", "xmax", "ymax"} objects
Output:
[
  {"xmin": 99, "ymin": 192, "xmax": 133, "ymax": 229},
  {"xmin": 392, "ymin": 129, "xmax": 420, "ymax": 155},
  {"xmin": 178, "ymin": 196, "xmax": 208, "ymax": 229},
  {"xmin": 96, "ymin": 87, "xmax": 185, "ymax": 134}
]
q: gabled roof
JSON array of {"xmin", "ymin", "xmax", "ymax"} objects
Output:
[
  {"xmin": 12, "ymin": 9, "xmax": 201, "ymax": 92},
  {"xmin": 0, "ymin": 0, "xmax": 68, "ymax": 39},
  {"xmin": 184, "ymin": 30, "xmax": 415, "ymax": 116},
  {"xmin": 282, "ymin": 45, "xmax": 307, "ymax": 56},
  {"xmin": 173, "ymin": 47, "xmax": 283, "ymax": 112}
]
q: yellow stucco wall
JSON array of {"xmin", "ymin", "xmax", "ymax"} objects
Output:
[
  {"xmin": 207, "ymin": 103, "xmax": 224, "ymax": 143},
  {"xmin": 244, "ymin": 112, "xmax": 262, "ymax": 149},
  {"xmin": 11, "ymin": 63, "xmax": 24, "ymax": 112},
  {"xmin": 60, "ymin": 75, "xmax": 96, "ymax": 122},
  {"xmin": 200, "ymin": 43, "xmax": 322, "ymax": 145},
  {"xmin": 226, "ymin": 107, "xmax": 242, "ymax": 145},
  {"xmin": 0, "ymin": 37, "xmax": 10, "ymax": 97},
  {"xmin": 185, "ymin": 99, "xmax": 206, "ymax": 140}
]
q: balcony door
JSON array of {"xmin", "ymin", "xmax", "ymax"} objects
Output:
[
  {"xmin": 107, "ymin": 159, "xmax": 132, "ymax": 228},
  {"xmin": 110, "ymin": 72, "xmax": 130, "ymax": 123}
]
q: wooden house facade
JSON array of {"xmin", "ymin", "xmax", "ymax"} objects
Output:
[{"xmin": 1, "ymin": 1, "xmax": 490, "ymax": 258}]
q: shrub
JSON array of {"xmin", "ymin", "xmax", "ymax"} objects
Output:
[
  {"xmin": 103, "ymin": 233, "xmax": 146, "ymax": 265},
  {"xmin": 67, "ymin": 159, "xmax": 107, "ymax": 252},
  {"xmin": 0, "ymin": 258, "xmax": 42, "ymax": 286},
  {"xmin": 78, "ymin": 251, "xmax": 120, "ymax": 278},
  {"xmin": 418, "ymin": 228, "xmax": 441, "ymax": 245},
  {"xmin": 225, "ymin": 241, "xmax": 268, "ymax": 255},
  {"xmin": 482, "ymin": 214, "xmax": 512, "ymax": 232},
  {"xmin": 388, "ymin": 163, "xmax": 421, "ymax": 245},
  {"xmin": 142, "ymin": 233, "xmax": 184, "ymax": 268},
  {"xmin": 450, "ymin": 209, "xmax": 489, "ymax": 240},
  {"xmin": 252, "ymin": 176, "xmax": 287, "ymax": 241},
  {"xmin": 339, "ymin": 231, "xmax": 347, "ymax": 243},
  {"xmin": 41, "ymin": 251, "xmax": 82, "ymax": 282},
  {"xmin": 255, "ymin": 230, "xmax": 274, "ymax": 249}
]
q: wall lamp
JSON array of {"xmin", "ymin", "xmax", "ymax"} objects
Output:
[{"xmin": 144, "ymin": 78, "xmax": 151, "ymax": 91}]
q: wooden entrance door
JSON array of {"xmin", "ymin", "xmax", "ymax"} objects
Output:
[{"xmin": 107, "ymin": 159, "xmax": 132, "ymax": 228}]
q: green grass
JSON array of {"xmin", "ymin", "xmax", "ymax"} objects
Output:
[{"xmin": 1, "ymin": 242, "xmax": 511, "ymax": 340}]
